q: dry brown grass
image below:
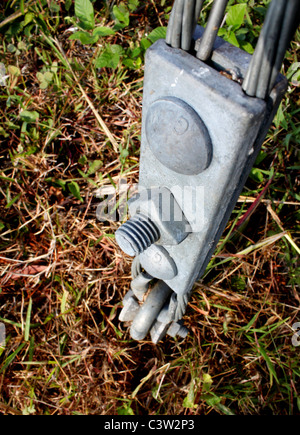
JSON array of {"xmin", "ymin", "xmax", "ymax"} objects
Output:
[{"xmin": 0, "ymin": 0, "xmax": 299, "ymax": 415}]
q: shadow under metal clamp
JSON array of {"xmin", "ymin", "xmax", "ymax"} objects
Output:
[{"xmin": 115, "ymin": 0, "xmax": 299, "ymax": 343}]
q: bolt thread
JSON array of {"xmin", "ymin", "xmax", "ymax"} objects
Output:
[{"xmin": 116, "ymin": 214, "xmax": 160, "ymax": 256}]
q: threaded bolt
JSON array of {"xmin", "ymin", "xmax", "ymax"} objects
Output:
[{"xmin": 115, "ymin": 214, "xmax": 160, "ymax": 257}]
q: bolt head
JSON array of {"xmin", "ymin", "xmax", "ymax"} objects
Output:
[
  {"xmin": 167, "ymin": 321, "xmax": 189, "ymax": 339},
  {"xmin": 139, "ymin": 245, "xmax": 177, "ymax": 280}
]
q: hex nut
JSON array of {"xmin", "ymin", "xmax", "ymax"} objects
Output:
[
  {"xmin": 128, "ymin": 187, "xmax": 191, "ymax": 246},
  {"xmin": 150, "ymin": 320, "xmax": 170, "ymax": 344},
  {"xmin": 167, "ymin": 321, "xmax": 189, "ymax": 339}
]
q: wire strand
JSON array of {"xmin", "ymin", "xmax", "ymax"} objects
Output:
[
  {"xmin": 182, "ymin": 0, "xmax": 197, "ymax": 50},
  {"xmin": 166, "ymin": 0, "xmax": 300, "ymax": 99},
  {"xmin": 196, "ymin": 0, "xmax": 229, "ymax": 61},
  {"xmin": 166, "ymin": 0, "xmax": 204, "ymax": 50},
  {"xmin": 243, "ymin": 0, "xmax": 300, "ymax": 99}
]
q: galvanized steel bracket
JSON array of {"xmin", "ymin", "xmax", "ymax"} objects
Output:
[{"xmin": 115, "ymin": 24, "xmax": 288, "ymax": 343}]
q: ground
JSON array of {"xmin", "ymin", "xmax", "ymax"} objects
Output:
[{"xmin": 0, "ymin": 0, "xmax": 299, "ymax": 415}]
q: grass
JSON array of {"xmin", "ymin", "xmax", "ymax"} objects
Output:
[{"xmin": 0, "ymin": 0, "xmax": 299, "ymax": 415}]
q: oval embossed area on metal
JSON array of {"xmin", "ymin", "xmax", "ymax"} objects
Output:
[{"xmin": 145, "ymin": 97, "xmax": 212, "ymax": 175}]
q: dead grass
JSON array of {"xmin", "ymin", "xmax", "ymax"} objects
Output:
[{"xmin": 0, "ymin": 0, "xmax": 299, "ymax": 415}]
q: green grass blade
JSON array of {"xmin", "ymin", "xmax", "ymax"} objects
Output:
[
  {"xmin": 257, "ymin": 343, "xmax": 279, "ymax": 386},
  {"xmin": 24, "ymin": 298, "xmax": 33, "ymax": 342},
  {"xmin": 0, "ymin": 343, "xmax": 26, "ymax": 374}
]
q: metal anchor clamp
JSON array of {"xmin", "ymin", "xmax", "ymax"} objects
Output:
[
  {"xmin": 119, "ymin": 258, "xmax": 189, "ymax": 343},
  {"xmin": 115, "ymin": 0, "xmax": 299, "ymax": 343}
]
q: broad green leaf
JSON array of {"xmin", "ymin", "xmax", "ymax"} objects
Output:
[
  {"xmin": 93, "ymin": 27, "xmax": 115, "ymax": 37},
  {"xmin": 95, "ymin": 52, "xmax": 119, "ymax": 69},
  {"xmin": 87, "ymin": 160, "xmax": 103, "ymax": 176},
  {"xmin": 17, "ymin": 41, "xmax": 27, "ymax": 52},
  {"xmin": 23, "ymin": 12, "xmax": 34, "ymax": 27},
  {"xmin": 75, "ymin": 0, "xmax": 95, "ymax": 30},
  {"xmin": 8, "ymin": 65, "xmax": 21, "ymax": 77},
  {"xmin": 240, "ymin": 41, "xmax": 254, "ymax": 54},
  {"xmin": 46, "ymin": 178, "xmax": 67, "ymax": 189},
  {"xmin": 77, "ymin": 168, "xmax": 87, "ymax": 178},
  {"xmin": 65, "ymin": 0, "xmax": 72, "ymax": 11},
  {"xmin": 183, "ymin": 382, "xmax": 197, "ymax": 408},
  {"xmin": 148, "ymin": 27, "xmax": 167, "ymax": 43},
  {"xmin": 127, "ymin": 0, "xmax": 139, "ymax": 12},
  {"xmin": 250, "ymin": 167, "xmax": 264, "ymax": 184},
  {"xmin": 39, "ymin": 81, "xmax": 48, "ymax": 90},
  {"xmin": 205, "ymin": 393, "xmax": 221, "ymax": 407},
  {"xmin": 129, "ymin": 46, "xmax": 141, "ymax": 58},
  {"xmin": 20, "ymin": 110, "xmax": 39, "ymax": 123},
  {"xmin": 122, "ymin": 58, "xmax": 136, "ymax": 69},
  {"xmin": 287, "ymin": 62, "xmax": 300, "ymax": 86},
  {"xmin": 117, "ymin": 405, "xmax": 135, "ymax": 415},
  {"xmin": 50, "ymin": 1, "xmax": 60, "ymax": 13},
  {"xmin": 226, "ymin": 31, "xmax": 239, "ymax": 47},
  {"xmin": 68, "ymin": 181, "xmax": 83, "ymax": 202},
  {"xmin": 95, "ymin": 45, "xmax": 124, "ymax": 69},
  {"xmin": 69, "ymin": 31, "xmax": 98, "ymax": 45},
  {"xmin": 43, "ymin": 71, "xmax": 53, "ymax": 82},
  {"xmin": 226, "ymin": 4, "xmax": 247, "ymax": 30},
  {"xmin": 51, "ymin": 62, "xmax": 58, "ymax": 74},
  {"xmin": 140, "ymin": 38, "xmax": 152, "ymax": 51},
  {"xmin": 202, "ymin": 373, "xmax": 213, "ymax": 392},
  {"xmin": 36, "ymin": 72, "xmax": 44, "ymax": 82},
  {"xmin": 273, "ymin": 102, "xmax": 288, "ymax": 130},
  {"xmin": 78, "ymin": 155, "xmax": 88, "ymax": 165},
  {"xmin": 7, "ymin": 44, "xmax": 16, "ymax": 53},
  {"xmin": 113, "ymin": 5, "xmax": 130, "ymax": 29},
  {"xmin": 37, "ymin": 71, "xmax": 53, "ymax": 89},
  {"xmin": 120, "ymin": 148, "xmax": 129, "ymax": 163}
]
